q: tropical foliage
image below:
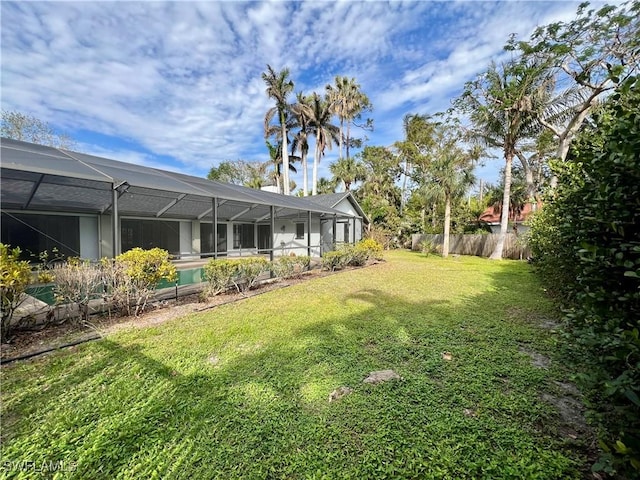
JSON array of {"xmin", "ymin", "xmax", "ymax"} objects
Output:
[
  {"xmin": 528, "ymin": 75, "xmax": 640, "ymax": 476},
  {"xmin": 0, "ymin": 244, "xmax": 32, "ymax": 340}
]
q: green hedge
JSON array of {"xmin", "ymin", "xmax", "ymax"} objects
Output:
[{"xmin": 528, "ymin": 76, "xmax": 640, "ymax": 475}]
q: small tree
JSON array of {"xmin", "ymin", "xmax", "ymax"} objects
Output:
[{"xmin": 0, "ymin": 244, "xmax": 32, "ymax": 340}]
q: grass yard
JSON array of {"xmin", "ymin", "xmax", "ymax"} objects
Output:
[{"xmin": 1, "ymin": 251, "xmax": 589, "ymax": 479}]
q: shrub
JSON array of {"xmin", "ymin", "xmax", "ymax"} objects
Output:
[
  {"xmin": 529, "ymin": 76, "xmax": 640, "ymax": 474},
  {"xmin": 354, "ymin": 238, "xmax": 384, "ymax": 261},
  {"xmin": 232, "ymin": 257, "xmax": 269, "ymax": 293},
  {"xmin": 52, "ymin": 258, "xmax": 103, "ymax": 323},
  {"xmin": 0, "ymin": 244, "xmax": 32, "ymax": 340},
  {"xmin": 420, "ymin": 239, "xmax": 440, "ymax": 257},
  {"xmin": 321, "ymin": 251, "xmax": 347, "ymax": 271},
  {"xmin": 202, "ymin": 259, "xmax": 237, "ymax": 298},
  {"xmin": 103, "ymin": 248, "xmax": 177, "ymax": 316},
  {"xmin": 339, "ymin": 245, "xmax": 368, "ymax": 267},
  {"xmin": 272, "ymin": 256, "xmax": 310, "ymax": 279}
]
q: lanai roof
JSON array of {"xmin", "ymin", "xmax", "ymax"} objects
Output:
[{"xmin": 0, "ymin": 138, "xmax": 366, "ymax": 224}]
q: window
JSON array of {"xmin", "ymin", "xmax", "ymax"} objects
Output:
[
  {"xmin": 233, "ymin": 224, "xmax": 255, "ymax": 249},
  {"xmin": 121, "ymin": 219, "xmax": 180, "ymax": 254},
  {"xmin": 200, "ymin": 223, "xmax": 227, "ymax": 254},
  {"xmin": 344, "ymin": 223, "xmax": 350, "ymax": 243},
  {"xmin": 295, "ymin": 222, "xmax": 305, "ymax": 239},
  {"xmin": 1, "ymin": 212, "xmax": 80, "ymax": 260}
]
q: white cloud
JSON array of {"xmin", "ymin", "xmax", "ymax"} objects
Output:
[{"xmin": 1, "ymin": 0, "xmax": 588, "ymax": 188}]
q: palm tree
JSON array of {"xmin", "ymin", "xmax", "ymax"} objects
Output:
[
  {"xmin": 316, "ymin": 177, "xmax": 337, "ymax": 195},
  {"xmin": 485, "ymin": 167, "xmax": 529, "ymax": 221},
  {"xmin": 412, "ymin": 120, "xmax": 478, "ymax": 257},
  {"xmin": 265, "ymin": 141, "xmax": 298, "ymax": 194},
  {"xmin": 455, "ymin": 59, "xmax": 550, "ymax": 259},
  {"xmin": 329, "ymin": 156, "xmax": 365, "ymax": 191},
  {"xmin": 262, "ymin": 65, "xmax": 294, "ymax": 195},
  {"xmin": 326, "ymin": 76, "xmax": 372, "ymax": 162},
  {"xmin": 291, "ymin": 93, "xmax": 312, "ymax": 196},
  {"xmin": 307, "ymin": 92, "xmax": 339, "ymax": 195}
]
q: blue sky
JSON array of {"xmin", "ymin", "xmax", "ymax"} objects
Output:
[{"xmin": 1, "ymin": 1, "xmax": 585, "ymax": 192}]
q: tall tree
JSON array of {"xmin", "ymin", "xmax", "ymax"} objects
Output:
[
  {"xmin": 514, "ymin": 1, "xmax": 640, "ymax": 182},
  {"xmin": 316, "ymin": 177, "xmax": 337, "ymax": 195},
  {"xmin": 291, "ymin": 93, "xmax": 312, "ymax": 196},
  {"xmin": 1, "ymin": 110, "xmax": 75, "ymax": 149},
  {"xmin": 329, "ymin": 156, "xmax": 365, "ymax": 191},
  {"xmin": 356, "ymin": 146, "xmax": 402, "ymax": 229},
  {"xmin": 455, "ymin": 59, "xmax": 551, "ymax": 259},
  {"xmin": 395, "ymin": 114, "xmax": 436, "ymax": 215},
  {"xmin": 307, "ymin": 93, "xmax": 339, "ymax": 196},
  {"xmin": 207, "ymin": 160, "xmax": 269, "ymax": 188},
  {"xmin": 407, "ymin": 117, "xmax": 479, "ymax": 257},
  {"xmin": 265, "ymin": 141, "xmax": 298, "ymax": 194},
  {"xmin": 514, "ymin": 129, "xmax": 554, "ymax": 204},
  {"xmin": 262, "ymin": 65, "xmax": 295, "ymax": 195},
  {"xmin": 326, "ymin": 76, "xmax": 373, "ymax": 162},
  {"xmin": 485, "ymin": 166, "xmax": 529, "ymax": 223}
]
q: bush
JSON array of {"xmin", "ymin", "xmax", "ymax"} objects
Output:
[
  {"xmin": 272, "ymin": 256, "xmax": 310, "ymax": 279},
  {"xmin": 321, "ymin": 251, "xmax": 348, "ymax": 271},
  {"xmin": 354, "ymin": 238, "xmax": 384, "ymax": 261},
  {"xmin": 202, "ymin": 259, "xmax": 237, "ymax": 298},
  {"xmin": 0, "ymin": 244, "xmax": 32, "ymax": 340},
  {"xmin": 420, "ymin": 239, "xmax": 441, "ymax": 257},
  {"xmin": 52, "ymin": 258, "xmax": 103, "ymax": 323},
  {"xmin": 339, "ymin": 245, "xmax": 368, "ymax": 266},
  {"xmin": 232, "ymin": 257, "xmax": 269, "ymax": 293},
  {"xmin": 103, "ymin": 248, "xmax": 177, "ymax": 316},
  {"xmin": 529, "ymin": 76, "xmax": 640, "ymax": 474}
]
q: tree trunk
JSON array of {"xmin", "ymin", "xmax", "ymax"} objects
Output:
[
  {"xmin": 281, "ymin": 121, "xmax": 290, "ymax": 195},
  {"xmin": 490, "ymin": 153, "xmax": 513, "ymax": 260},
  {"xmin": 346, "ymin": 122, "xmax": 351, "ymax": 161},
  {"xmin": 312, "ymin": 142, "xmax": 319, "ymax": 196},
  {"xmin": 443, "ymin": 194, "xmax": 451, "ymax": 258},
  {"xmin": 302, "ymin": 152, "xmax": 308, "ymax": 196},
  {"xmin": 431, "ymin": 203, "xmax": 437, "ymax": 228},
  {"xmin": 339, "ymin": 118, "xmax": 344, "ymax": 161},
  {"xmin": 399, "ymin": 160, "xmax": 410, "ymax": 216}
]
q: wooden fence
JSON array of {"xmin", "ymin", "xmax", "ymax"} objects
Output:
[{"xmin": 411, "ymin": 233, "xmax": 530, "ymax": 260}]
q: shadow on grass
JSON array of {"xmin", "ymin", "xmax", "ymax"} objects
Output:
[{"xmin": 0, "ymin": 257, "xmax": 585, "ymax": 479}]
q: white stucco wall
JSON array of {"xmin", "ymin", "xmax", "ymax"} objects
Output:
[
  {"xmin": 100, "ymin": 214, "xmax": 113, "ymax": 258},
  {"xmin": 191, "ymin": 221, "xmax": 201, "ymax": 254},
  {"xmin": 179, "ymin": 221, "xmax": 192, "ymax": 257},
  {"xmin": 79, "ymin": 216, "xmax": 99, "ymax": 260}
]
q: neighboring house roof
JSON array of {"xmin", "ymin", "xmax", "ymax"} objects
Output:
[
  {"xmin": 479, "ymin": 201, "xmax": 542, "ymax": 225},
  {"xmin": 0, "ymin": 137, "xmax": 364, "ymax": 224}
]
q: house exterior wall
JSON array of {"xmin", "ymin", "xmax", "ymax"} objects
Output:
[
  {"xmin": 100, "ymin": 214, "xmax": 113, "ymax": 258},
  {"xmin": 271, "ymin": 217, "xmax": 321, "ymax": 257},
  {"xmin": 179, "ymin": 221, "xmax": 192, "ymax": 257},
  {"xmin": 191, "ymin": 221, "xmax": 201, "ymax": 254},
  {"xmin": 79, "ymin": 216, "xmax": 99, "ymax": 260},
  {"xmin": 3, "ymin": 205, "xmax": 362, "ymax": 260}
]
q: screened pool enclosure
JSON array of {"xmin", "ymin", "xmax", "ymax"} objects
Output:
[{"xmin": 0, "ymin": 138, "xmax": 368, "ymax": 261}]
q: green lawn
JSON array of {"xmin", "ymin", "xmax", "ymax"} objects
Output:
[{"xmin": 1, "ymin": 251, "xmax": 587, "ymax": 479}]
